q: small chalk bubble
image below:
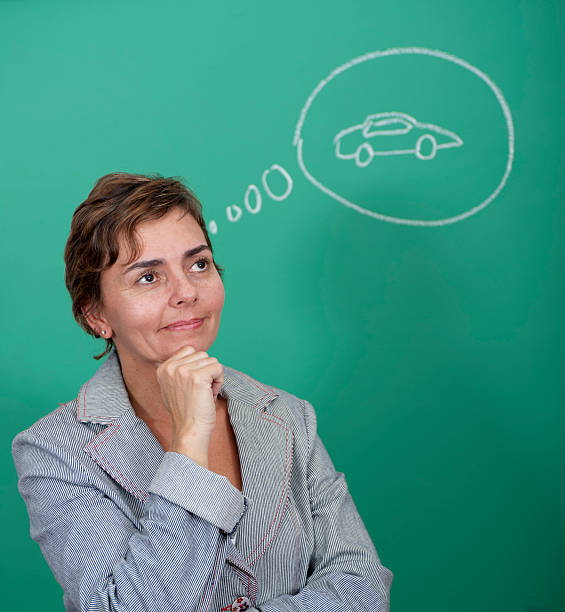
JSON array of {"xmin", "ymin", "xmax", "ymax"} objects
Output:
[
  {"xmin": 244, "ymin": 184, "xmax": 262, "ymax": 214},
  {"xmin": 262, "ymin": 164, "xmax": 293, "ymax": 201},
  {"xmin": 226, "ymin": 204, "xmax": 242, "ymax": 222}
]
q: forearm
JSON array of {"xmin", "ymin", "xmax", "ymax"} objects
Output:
[
  {"xmin": 80, "ymin": 493, "xmax": 228, "ymax": 612},
  {"xmin": 257, "ymin": 571, "xmax": 390, "ymax": 612},
  {"xmin": 14, "ymin": 434, "xmax": 246, "ymax": 612},
  {"xmin": 265, "ymin": 399, "xmax": 393, "ymax": 611}
]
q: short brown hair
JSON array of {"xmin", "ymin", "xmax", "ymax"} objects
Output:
[{"xmin": 64, "ymin": 172, "xmax": 222, "ymax": 359}]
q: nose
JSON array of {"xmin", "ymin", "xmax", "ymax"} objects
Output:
[{"xmin": 168, "ymin": 271, "xmax": 197, "ymax": 308}]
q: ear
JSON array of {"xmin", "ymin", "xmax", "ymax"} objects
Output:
[{"xmin": 82, "ymin": 303, "xmax": 113, "ymax": 339}]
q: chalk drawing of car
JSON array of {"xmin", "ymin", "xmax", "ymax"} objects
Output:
[{"xmin": 334, "ymin": 112, "xmax": 463, "ymax": 167}]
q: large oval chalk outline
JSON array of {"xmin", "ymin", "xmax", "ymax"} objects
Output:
[{"xmin": 293, "ymin": 47, "xmax": 515, "ymax": 227}]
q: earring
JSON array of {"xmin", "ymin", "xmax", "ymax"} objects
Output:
[{"xmin": 100, "ymin": 330, "xmax": 106, "ymax": 336}]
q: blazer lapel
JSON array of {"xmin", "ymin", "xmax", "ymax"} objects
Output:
[
  {"xmin": 78, "ymin": 350, "xmax": 163, "ymax": 503},
  {"xmin": 221, "ymin": 367, "xmax": 294, "ymax": 567},
  {"xmin": 83, "ymin": 412, "xmax": 163, "ymax": 503}
]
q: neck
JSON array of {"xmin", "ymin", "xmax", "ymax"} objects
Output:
[{"xmin": 118, "ymin": 355, "xmax": 170, "ymax": 426}]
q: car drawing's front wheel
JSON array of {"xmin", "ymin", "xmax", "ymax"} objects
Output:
[
  {"xmin": 415, "ymin": 134, "xmax": 437, "ymax": 160},
  {"xmin": 355, "ymin": 143, "xmax": 373, "ymax": 167}
]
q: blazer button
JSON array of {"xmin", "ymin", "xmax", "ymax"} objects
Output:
[{"xmin": 222, "ymin": 595, "xmax": 251, "ymax": 611}]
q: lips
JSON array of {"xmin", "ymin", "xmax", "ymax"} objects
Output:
[{"xmin": 162, "ymin": 318, "xmax": 204, "ymax": 331}]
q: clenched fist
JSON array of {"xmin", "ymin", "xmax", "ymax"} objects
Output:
[{"xmin": 155, "ymin": 345, "xmax": 224, "ymax": 467}]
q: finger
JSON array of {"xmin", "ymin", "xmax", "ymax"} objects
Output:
[
  {"xmin": 212, "ymin": 379, "xmax": 223, "ymax": 401},
  {"xmin": 166, "ymin": 344, "xmax": 198, "ymax": 361},
  {"xmin": 156, "ymin": 349, "xmax": 208, "ymax": 372},
  {"xmin": 162, "ymin": 354, "xmax": 217, "ymax": 379},
  {"xmin": 176, "ymin": 357, "xmax": 220, "ymax": 374},
  {"xmin": 153, "ymin": 344, "xmax": 197, "ymax": 368},
  {"xmin": 176, "ymin": 362, "xmax": 224, "ymax": 396}
]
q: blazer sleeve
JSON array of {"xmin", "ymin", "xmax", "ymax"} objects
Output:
[
  {"xmin": 12, "ymin": 431, "xmax": 246, "ymax": 612},
  {"xmin": 256, "ymin": 399, "xmax": 393, "ymax": 612}
]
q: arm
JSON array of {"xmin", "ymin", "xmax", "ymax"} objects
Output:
[
  {"xmin": 13, "ymin": 433, "xmax": 245, "ymax": 612},
  {"xmin": 13, "ymin": 346, "xmax": 233, "ymax": 611},
  {"xmin": 257, "ymin": 399, "xmax": 393, "ymax": 612}
]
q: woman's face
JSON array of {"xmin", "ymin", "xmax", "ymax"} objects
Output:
[{"xmin": 90, "ymin": 208, "xmax": 225, "ymax": 368}]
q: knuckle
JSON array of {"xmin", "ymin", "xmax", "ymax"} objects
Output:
[
  {"xmin": 165, "ymin": 362, "xmax": 176, "ymax": 375},
  {"xmin": 177, "ymin": 363, "xmax": 193, "ymax": 377}
]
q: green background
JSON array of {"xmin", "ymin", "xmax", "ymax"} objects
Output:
[{"xmin": 2, "ymin": 1, "xmax": 564, "ymax": 611}]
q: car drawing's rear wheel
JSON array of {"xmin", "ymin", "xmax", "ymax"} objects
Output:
[
  {"xmin": 355, "ymin": 143, "xmax": 373, "ymax": 167},
  {"xmin": 415, "ymin": 134, "xmax": 437, "ymax": 160}
]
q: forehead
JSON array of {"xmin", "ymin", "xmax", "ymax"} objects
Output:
[{"xmin": 117, "ymin": 209, "xmax": 206, "ymax": 264}]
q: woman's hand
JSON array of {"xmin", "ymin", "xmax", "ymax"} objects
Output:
[{"xmin": 155, "ymin": 345, "xmax": 224, "ymax": 468}]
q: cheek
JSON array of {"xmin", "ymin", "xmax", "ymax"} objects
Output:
[
  {"xmin": 210, "ymin": 283, "xmax": 225, "ymax": 312},
  {"xmin": 107, "ymin": 295, "xmax": 162, "ymax": 333}
]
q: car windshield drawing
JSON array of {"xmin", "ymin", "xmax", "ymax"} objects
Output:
[{"xmin": 334, "ymin": 112, "xmax": 463, "ymax": 167}]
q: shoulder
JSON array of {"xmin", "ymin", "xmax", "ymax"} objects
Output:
[
  {"xmin": 222, "ymin": 364, "xmax": 303, "ymax": 403},
  {"xmin": 14, "ymin": 398, "xmax": 80, "ymax": 443},
  {"xmin": 222, "ymin": 364, "xmax": 318, "ymax": 444},
  {"xmin": 12, "ymin": 398, "xmax": 103, "ymax": 477}
]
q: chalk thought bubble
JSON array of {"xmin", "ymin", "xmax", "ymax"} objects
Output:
[{"xmin": 293, "ymin": 48, "xmax": 515, "ymax": 226}]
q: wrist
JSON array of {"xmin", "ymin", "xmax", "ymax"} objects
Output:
[{"xmin": 170, "ymin": 427, "xmax": 212, "ymax": 468}]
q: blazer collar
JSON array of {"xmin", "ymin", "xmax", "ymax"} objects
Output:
[{"xmin": 77, "ymin": 349, "xmax": 278, "ymax": 425}]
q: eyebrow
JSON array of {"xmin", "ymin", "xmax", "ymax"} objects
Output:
[{"xmin": 123, "ymin": 244, "xmax": 211, "ymax": 275}]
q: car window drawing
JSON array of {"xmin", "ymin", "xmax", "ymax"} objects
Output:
[{"xmin": 334, "ymin": 112, "xmax": 463, "ymax": 167}]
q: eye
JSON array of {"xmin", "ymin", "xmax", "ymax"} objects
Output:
[
  {"xmin": 191, "ymin": 258, "xmax": 209, "ymax": 272},
  {"xmin": 137, "ymin": 271, "xmax": 158, "ymax": 285}
]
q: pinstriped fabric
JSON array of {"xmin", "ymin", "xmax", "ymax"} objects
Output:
[{"xmin": 13, "ymin": 350, "xmax": 393, "ymax": 611}]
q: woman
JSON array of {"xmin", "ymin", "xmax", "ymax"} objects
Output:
[{"xmin": 13, "ymin": 172, "xmax": 393, "ymax": 611}]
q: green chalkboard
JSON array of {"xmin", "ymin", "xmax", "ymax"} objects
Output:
[{"xmin": 2, "ymin": 1, "xmax": 564, "ymax": 611}]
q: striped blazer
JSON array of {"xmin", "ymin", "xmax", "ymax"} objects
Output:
[{"xmin": 13, "ymin": 350, "xmax": 393, "ymax": 611}]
